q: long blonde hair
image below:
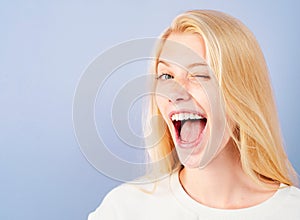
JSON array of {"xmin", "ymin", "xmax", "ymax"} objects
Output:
[{"xmin": 145, "ymin": 10, "xmax": 298, "ymax": 186}]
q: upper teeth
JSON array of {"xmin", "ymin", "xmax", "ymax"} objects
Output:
[{"xmin": 171, "ymin": 113, "xmax": 204, "ymax": 121}]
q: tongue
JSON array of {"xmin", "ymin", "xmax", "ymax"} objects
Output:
[{"xmin": 180, "ymin": 120, "xmax": 205, "ymax": 142}]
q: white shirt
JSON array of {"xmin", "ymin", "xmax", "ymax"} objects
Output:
[{"xmin": 88, "ymin": 170, "xmax": 300, "ymax": 219}]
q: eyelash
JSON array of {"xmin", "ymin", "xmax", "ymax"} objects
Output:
[{"xmin": 192, "ymin": 75, "xmax": 211, "ymax": 79}]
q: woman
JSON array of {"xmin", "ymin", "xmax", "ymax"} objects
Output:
[{"xmin": 89, "ymin": 10, "xmax": 300, "ymax": 219}]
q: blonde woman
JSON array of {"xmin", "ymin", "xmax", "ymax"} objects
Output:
[{"xmin": 89, "ymin": 10, "xmax": 300, "ymax": 219}]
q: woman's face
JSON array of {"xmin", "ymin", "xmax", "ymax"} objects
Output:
[{"xmin": 155, "ymin": 33, "xmax": 231, "ymax": 168}]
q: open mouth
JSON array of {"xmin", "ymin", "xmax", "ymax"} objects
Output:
[{"xmin": 171, "ymin": 112, "xmax": 207, "ymax": 145}]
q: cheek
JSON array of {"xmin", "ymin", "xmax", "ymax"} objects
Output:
[
  {"xmin": 189, "ymin": 86, "xmax": 210, "ymax": 111},
  {"xmin": 155, "ymin": 82, "xmax": 172, "ymax": 114},
  {"xmin": 155, "ymin": 95, "xmax": 163, "ymax": 108},
  {"xmin": 155, "ymin": 95, "xmax": 172, "ymax": 127},
  {"xmin": 155, "ymin": 94, "xmax": 167, "ymax": 114}
]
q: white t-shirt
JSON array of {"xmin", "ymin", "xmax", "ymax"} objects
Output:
[{"xmin": 88, "ymin": 170, "xmax": 300, "ymax": 219}]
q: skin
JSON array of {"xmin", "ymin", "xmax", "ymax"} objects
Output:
[
  {"xmin": 155, "ymin": 32, "xmax": 278, "ymax": 209},
  {"xmin": 156, "ymin": 33, "xmax": 230, "ymax": 169}
]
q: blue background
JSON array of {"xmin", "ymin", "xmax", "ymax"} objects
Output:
[{"xmin": 1, "ymin": 0, "xmax": 299, "ymax": 219}]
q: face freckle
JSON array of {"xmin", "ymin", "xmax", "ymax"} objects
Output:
[{"xmin": 155, "ymin": 33, "xmax": 231, "ymax": 169}]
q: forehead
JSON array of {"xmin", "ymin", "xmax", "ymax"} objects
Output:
[{"xmin": 158, "ymin": 33, "xmax": 206, "ymax": 69}]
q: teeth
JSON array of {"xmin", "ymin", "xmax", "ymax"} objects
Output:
[
  {"xmin": 184, "ymin": 113, "xmax": 189, "ymax": 120},
  {"xmin": 179, "ymin": 114, "xmax": 184, "ymax": 121},
  {"xmin": 171, "ymin": 113, "xmax": 204, "ymax": 121}
]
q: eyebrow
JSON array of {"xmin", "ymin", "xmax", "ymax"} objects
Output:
[{"xmin": 158, "ymin": 60, "xmax": 207, "ymax": 69}]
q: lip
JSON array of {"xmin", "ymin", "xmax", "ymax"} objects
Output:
[{"xmin": 168, "ymin": 109, "xmax": 208, "ymax": 150}]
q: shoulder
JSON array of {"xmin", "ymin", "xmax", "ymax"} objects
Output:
[
  {"xmin": 283, "ymin": 185, "xmax": 300, "ymax": 204},
  {"xmin": 88, "ymin": 172, "xmax": 183, "ymax": 220},
  {"xmin": 105, "ymin": 172, "xmax": 173, "ymax": 202},
  {"xmin": 276, "ymin": 185, "xmax": 300, "ymax": 218}
]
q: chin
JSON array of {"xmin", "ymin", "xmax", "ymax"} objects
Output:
[
  {"xmin": 174, "ymin": 141, "xmax": 207, "ymax": 169},
  {"xmin": 180, "ymin": 157, "xmax": 202, "ymax": 169}
]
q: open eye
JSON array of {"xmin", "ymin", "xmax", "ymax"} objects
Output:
[{"xmin": 157, "ymin": 73, "xmax": 174, "ymax": 80}]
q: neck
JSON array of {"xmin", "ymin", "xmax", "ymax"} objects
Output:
[{"xmin": 179, "ymin": 141, "xmax": 271, "ymax": 209}]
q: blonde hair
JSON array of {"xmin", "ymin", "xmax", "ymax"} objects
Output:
[{"xmin": 145, "ymin": 10, "xmax": 298, "ymax": 186}]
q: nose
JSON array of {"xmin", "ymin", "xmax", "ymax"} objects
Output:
[{"xmin": 168, "ymin": 80, "xmax": 191, "ymax": 103}]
